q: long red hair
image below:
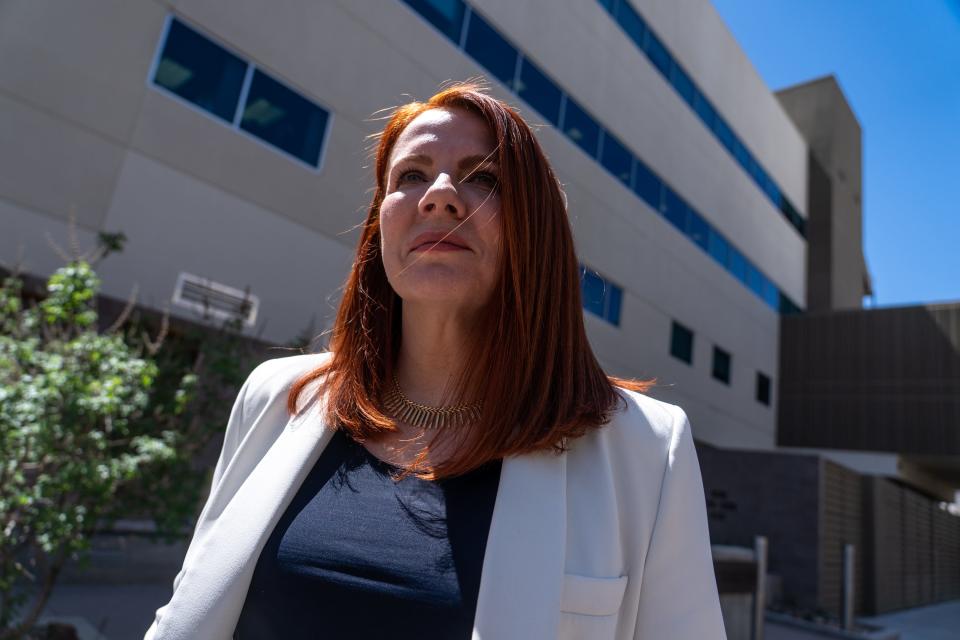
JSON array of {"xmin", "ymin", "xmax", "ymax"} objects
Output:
[{"xmin": 288, "ymin": 82, "xmax": 653, "ymax": 478}]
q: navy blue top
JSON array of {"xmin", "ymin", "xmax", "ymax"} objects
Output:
[{"xmin": 234, "ymin": 429, "xmax": 502, "ymax": 639}]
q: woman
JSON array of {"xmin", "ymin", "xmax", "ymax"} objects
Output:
[{"xmin": 145, "ymin": 83, "xmax": 726, "ymax": 640}]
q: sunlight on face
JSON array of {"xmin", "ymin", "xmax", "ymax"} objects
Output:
[{"xmin": 380, "ymin": 107, "xmax": 502, "ymax": 315}]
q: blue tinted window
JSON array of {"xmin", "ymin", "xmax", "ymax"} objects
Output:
[
  {"xmin": 153, "ymin": 18, "xmax": 247, "ymax": 123},
  {"xmin": 671, "ymin": 64, "xmax": 695, "ymax": 107},
  {"xmin": 686, "ymin": 208, "xmax": 709, "ymax": 250},
  {"xmin": 402, "ymin": 0, "xmax": 466, "ymax": 43},
  {"xmin": 580, "ymin": 268, "xmax": 606, "ymax": 318},
  {"xmin": 762, "ymin": 278, "xmax": 780, "ymax": 309},
  {"xmin": 633, "ymin": 160, "xmax": 662, "ymax": 210},
  {"xmin": 728, "ymin": 246, "xmax": 747, "ymax": 283},
  {"xmin": 607, "ymin": 285, "xmax": 622, "ymax": 326},
  {"xmin": 464, "ymin": 11, "xmax": 518, "ymax": 85},
  {"xmin": 713, "ymin": 115, "xmax": 736, "ymax": 154},
  {"xmin": 750, "ymin": 157, "xmax": 766, "ymax": 188},
  {"xmin": 515, "ymin": 58, "xmax": 562, "ymax": 125},
  {"xmin": 765, "ymin": 176, "xmax": 783, "ymax": 208},
  {"xmin": 745, "ymin": 260, "xmax": 765, "ymax": 297},
  {"xmin": 598, "ymin": 0, "xmax": 617, "ymax": 15},
  {"xmin": 562, "ymin": 97, "xmax": 600, "ymax": 157},
  {"xmin": 580, "ymin": 265, "xmax": 622, "ymax": 326},
  {"xmin": 644, "ymin": 29, "xmax": 672, "ymax": 78},
  {"xmin": 661, "ymin": 186, "xmax": 688, "ymax": 231},
  {"xmin": 600, "ymin": 132, "xmax": 633, "ymax": 186},
  {"xmin": 733, "ymin": 139, "xmax": 752, "ymax": 173},
  {"xmin": 616, "ymin": 2, "xmax": 646, "ymax": 49},
  {"xmin": 240, "ymin": 70, "xmax": 329, "ymax": 167},
  {"xmin": 707, "ymin": 228, "xmax": 729, "ymax": 267},
  {"xmin": 693, "ymin": 89, "xmax": 716, "ymax": 130}
]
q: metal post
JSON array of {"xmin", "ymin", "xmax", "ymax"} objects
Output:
[
  {"xmin": 753, "ymin": 535, "xmax": 767, "ymax": 640},
  {"xmin": 842, "ymin": 543, "xmax": 855, "ymax": 630}
]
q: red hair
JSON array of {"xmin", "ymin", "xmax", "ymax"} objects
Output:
[{"xmin": 288, "ymin": 82, "xmax": 653, "ymax": 478}]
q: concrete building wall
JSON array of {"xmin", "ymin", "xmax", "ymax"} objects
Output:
[
  {"xmin": 0, "ymin": 0, "xmax": 810, "ymax": 449},
  {"xmin": 777, "ymin": 75, "xmax": 869, "ymax": 310}
]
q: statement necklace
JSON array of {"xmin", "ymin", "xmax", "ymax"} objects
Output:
[{"xmin": 382, "ymin": 373, "xmax": 481, "ymax": 429}]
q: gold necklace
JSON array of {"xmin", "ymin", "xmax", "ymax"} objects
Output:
[{"xmin": 382, "ymin": 373, "xmax": 481, "ymax": 429}]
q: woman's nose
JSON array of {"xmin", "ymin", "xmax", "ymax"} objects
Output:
[{"xmin": 420, "ymin": 173, "xmax": 464, "ymax": 219}]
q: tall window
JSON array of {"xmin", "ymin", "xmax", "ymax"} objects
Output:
[
  {"xmin": 756, "ymin": 372, "xmax": 771, "ymax": 406},
  {"xmin": 712, "ymin": 346, "xmax": 732, "ymax": 385},
  {"xmin": 670, "ymin": 321, "xmax": 694, "ymax": 365}
]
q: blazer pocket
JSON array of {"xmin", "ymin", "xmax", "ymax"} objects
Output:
[{"xmin": 560, "ymin": 573, "xmax": 629, "ymax": 616}]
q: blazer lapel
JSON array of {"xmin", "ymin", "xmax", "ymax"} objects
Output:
[
  {"xmin": 472, "ymin": 449, "xmax": 567, "ymax": 640},
  {"xmin": 159, "ymin": 404, "xmax": 335, "ymax": 639}
]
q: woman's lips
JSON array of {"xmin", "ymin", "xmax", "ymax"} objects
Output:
[
  {"xmin": 409, "ymin": 231, "xmax": 471, "ymax": 252},
  {"xmin": 411, "ymin": 240, "xmax": 470, "ymax": 252}
]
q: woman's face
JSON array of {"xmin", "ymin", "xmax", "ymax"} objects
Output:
[{"xmin": 380, "ymin": 107, "xmax": 502, "ymax": 314}]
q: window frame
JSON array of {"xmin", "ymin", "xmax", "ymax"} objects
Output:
[{"xmin": 148, "ymin": 14, "xmax": 333, "ymax": 172}]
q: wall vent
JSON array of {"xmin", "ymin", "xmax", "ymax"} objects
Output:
[{"xmin": 172, "ymin": 272, "xmax": 259, "ymax": 327}]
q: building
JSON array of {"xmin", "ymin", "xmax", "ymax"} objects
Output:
[{"xmin": 2, "ymin": 0, "xmax": 956, "ymax": 631}]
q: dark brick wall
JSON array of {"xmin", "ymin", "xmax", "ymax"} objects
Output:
[{"xmin": 696, "ymin": 444, "xmax": 821, "ymax": 610}]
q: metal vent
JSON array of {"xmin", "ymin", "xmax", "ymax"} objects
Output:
[{"xmin": 172, "ymin": 272, "xmax": 259, "ymax": 327}]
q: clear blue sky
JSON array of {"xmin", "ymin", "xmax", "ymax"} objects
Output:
[{"xmin": 712, "ymin": 0, "xmax": 960, "ymax": 307}]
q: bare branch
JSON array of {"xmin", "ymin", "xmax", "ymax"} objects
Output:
[
  {"xmin": 143, "ymin": 307, "xmax": 169, "ymax": 356},
  {"xmin": 106, "ymin": 284, "xmax": 139, "ymax": 334}
]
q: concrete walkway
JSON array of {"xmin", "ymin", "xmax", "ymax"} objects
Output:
[{"xmin": 858, "ymin": 600, "xmax": 960, "ymax": 640}]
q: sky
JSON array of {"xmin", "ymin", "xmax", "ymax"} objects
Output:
[{"xmin": 711, "ymin": 0, "xmax": 960, "ymax": 308}]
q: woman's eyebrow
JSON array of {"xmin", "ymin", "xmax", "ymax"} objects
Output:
[
  {"xmin": 458, "ymin": 154, "xmax": 499, "ymax": 171},
  {"xmin": 392, "ymin": 153, "xmax": 432, "ymax": 167}
]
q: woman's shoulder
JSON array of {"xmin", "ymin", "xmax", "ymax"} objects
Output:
[
  {"xmin": 603, "ymin": 386, "xmax": 690, "ymax": 450},
  {"xmin": 242, "ymin": 351, "xmax": 333, "ymax": 411}
]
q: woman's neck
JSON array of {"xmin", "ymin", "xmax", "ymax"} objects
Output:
[{"xmin": 396, "ymin": 302, "xmax": 474, "ymax": 407}]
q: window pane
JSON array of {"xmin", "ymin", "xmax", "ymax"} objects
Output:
[
  {"xmin": 598, "ymin": 0, "xmax": 617, "ymax": 15},
  {"xmin": 708, "ymin": 228, "xmax": 729, "ymax": 268},
  {"xmin": 240, "ymin": 70, "xmax": 329, "ymax": 167},
  {"xmin": 600, "ymin": 132, "xmax": 633, "ymax": 186},
  {"xmin": 744, "ymin": 260, "xmax": 765, "ymax": 297},
  {"xmin": 713, "ymin": 115, "xmax": 736, "ymax": 154},
  {"xmin": 686, "ymin": 207, "xmax": 709, "ymax": 250},
  {"xmin": 153, "ymin": 18, "xmax": 247, "ymax": 123},
  {"xmin": 693, "ymin": 89, "xmax": 716, "ymax": 130},
  {"xmin": 762, "ymin": 278, "xmax": 780, "ymax": 310},
  {"xmin": 581, "ymin": 268, "xmax": 606, "ymax": 318},
  {"xmin": 616, "ymin": 2, "xmax": 646, "ymax": 49},
  {"xmin": 644, "ymin": 29, "xmax": 672, "ymax": 78},
  {"xmin": 661, "ymin": 186, "xmax": 688, "ymax": 232},
  {"xmin": 733, "ymin": 138, "xmax": 752, "ymax": 173},
  {"xmin": 633, "ymin": 160, "xmax": 662, "ymax": 210},
  {"xmin": 562, "ymin": 96, "xmax": 600, "ymax": 157},
  {"xmin": 671, "ymin": 64, "xmax": 695, "ymax": 107},
  {"xmin": 756, "ymin": 372, "xmax": 771, "ymax": 406},
  {"xmin": 728, "ymin": 246, "xmax": 747, "ymax": 284},
  {"xmin": 607, "ymin": 284, "xmax": 622, "ymax": 326},
  {"xmin": 402, "ymin": 0, "xmax": 466, "ymax": 43},
  {"xmin": 765, "ymin": 176, "xmax": 783, "ymax": 209},
  {"xmin": 464, "ymin": 11, "xmax": 518, "ymax": 85},
  {"xmin": 712, "ymin": 346, "xmax": 731, "ymax": 384},
  {"xmin": 670, "ymin": 321, "xmax": 694, "ymax": 364},
  {"xmin": 515, "ymin": 58, "xmax": 562, "ymax": 125}
]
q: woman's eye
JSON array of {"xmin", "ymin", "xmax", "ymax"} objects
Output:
[
  {"xmin": 470, "ymin": 171, "xmax": 498, "ymax": 188},
  {"xmin": 397, "ymin": 169, "xmax": 425, "ymax": 185}
]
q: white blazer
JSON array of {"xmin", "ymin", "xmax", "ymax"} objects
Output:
[{"xmin": 145, "ymin": 353, "xmax": 726, "ymax": 640}]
